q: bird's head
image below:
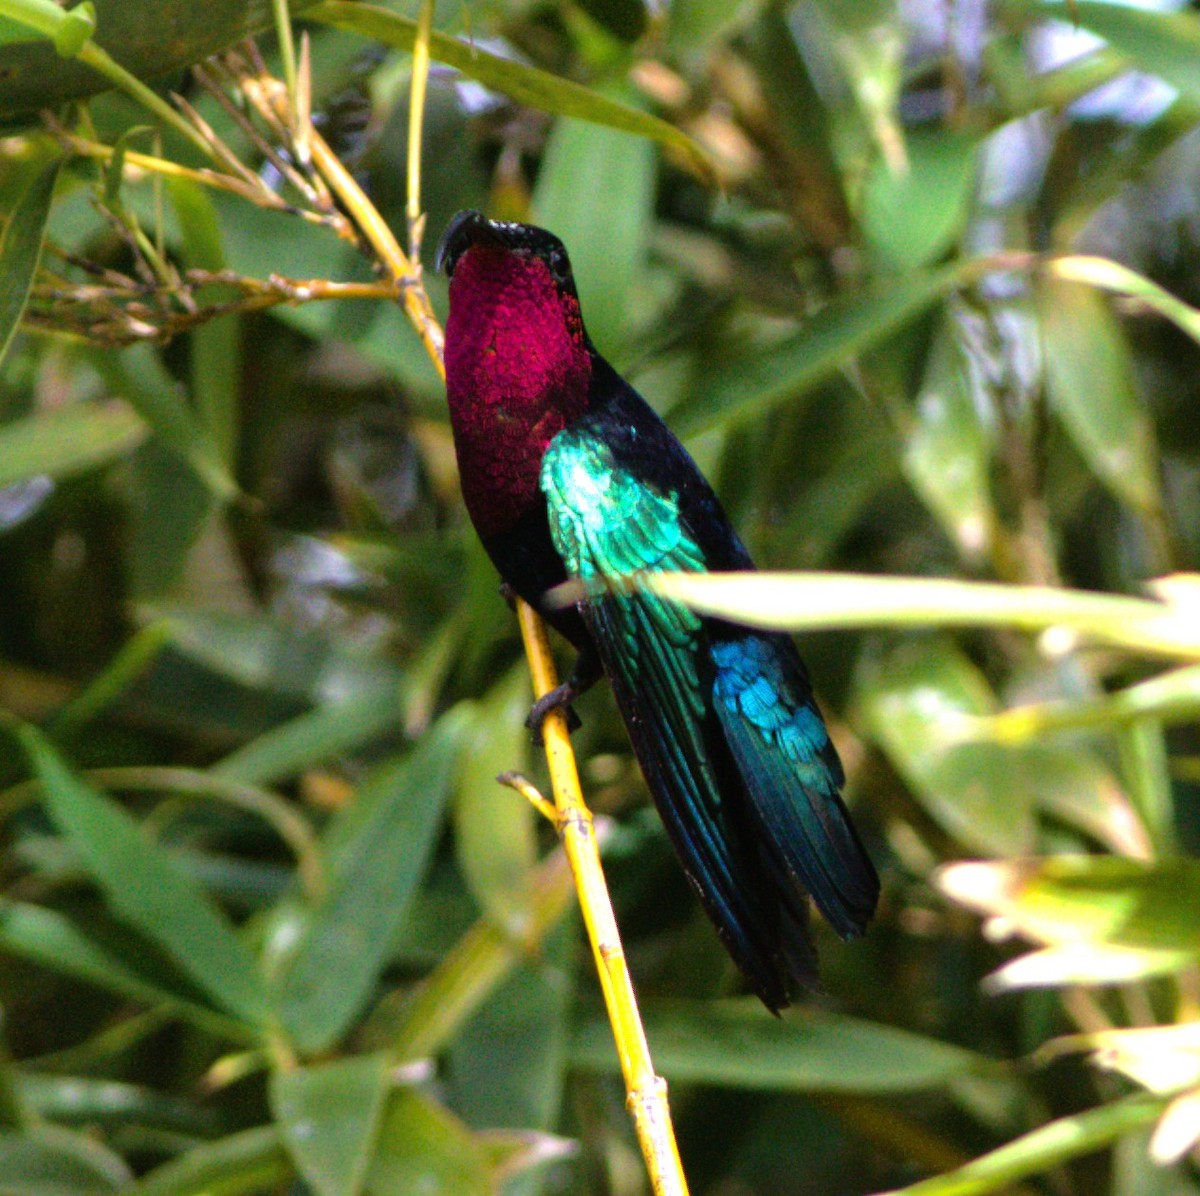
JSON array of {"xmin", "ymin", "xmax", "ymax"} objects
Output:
[
  {"xmin": 437, "ymin": 211, "xmax": 592, "ymax": 421},
  {"xmin": 436, "ymin": 211, "xmax": 594, "ymax": 531}
]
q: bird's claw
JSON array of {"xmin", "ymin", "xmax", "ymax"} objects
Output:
[{"xmin": 525, "ymin": 681, "xmax": 582, "ymax": 746}]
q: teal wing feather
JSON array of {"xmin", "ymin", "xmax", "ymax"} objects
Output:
[{"xmin": 541, "ymin": 426, "xmax": 824, "ymax": 1007}]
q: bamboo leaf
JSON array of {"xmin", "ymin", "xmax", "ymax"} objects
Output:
[
  {"xmin": 573, "ymin": 999, "xmax": 995, "ymax": 1093},
  {"xmin": 0, "ymin": 402, "xmax": 146, "ymax": 489},
  {"xmin": 132, "ymin": 1127, "xmax": 291, "ymax": 1196},
  {"xmin": 670, "ymin": 263, "xmax": 968, "ymax": 437},
  {"xmin": 1038, "ymin": 276, "xmax": 1162, "ymax": 518},
  {"xmin": 274, "ymin": 713, "xmax": 465, "ymax": 1053},
  {"xmin": 270, "ymin": 1054, "xmax": 391, "ymax": 1196},
  {"xmin": 884, "ymin": 1093, "xmax": 1165, "ymax": 1196},
  {"xmin": 306, "ymin": 1, "xmax": 714, "ymax": 180},
  {"xmin": 0, "ymin": 156, "xmax": 59, "ymax": 369},
  {"xmin": 1009, "ymin": 0, "xmax": 1200, "ymax": 105},
  {"xmin": 15, "ymin": 725, "xmax": 269, "ymax": 1030}
]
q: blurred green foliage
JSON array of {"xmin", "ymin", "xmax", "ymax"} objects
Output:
[{"xmin": 2, "ymin": 0, "xmax": 1200, "ymax": 1193}]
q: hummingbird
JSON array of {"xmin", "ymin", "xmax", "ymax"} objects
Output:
[{"xmin": 436, "ymin": 210, "xmax": 877, "ymax": 1010}]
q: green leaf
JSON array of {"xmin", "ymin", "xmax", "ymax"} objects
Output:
[
  {"xmin": 0, "ymin": 402, "xmax": 146, "ymax": 489},
  {"xmin": 15, "ymin": 725, "xmax": 269, "ymax": 1029},
  {"xmin": 363, "ymin": 1088, "xmax": 491, "ymax": 1196},
  {"xmin": 903, "ymin": 315, "xmax": 995, "ymax": 561},
  {"xmin": 270, "ymin": 1054, "xmax": 391, "ymax": 1196},
  {"xmin": 91, "ymin": 344, "xmax": 238, "ymax": 501},
  {"xmin": 53, "ymin": 1, "xmax": 95, "ymax": 57},
  {"xmin": 213, "ymin": 687, "xmax": 402, "ymax": 787},
  {"xmin": 0, "ymin": 156, "xmax": 59, "ymax": 370},
  {"xmin": 1038, "ymin": 277, "xmax": 1163, "ymax": 518},
  {"xmin": 668, "ymin": 0, "xmax": 762, "ymax": 52},
  {"xmin": 274, "ymin": 714, "xmax": 465, "ymax": 1053},
  {"xmin": 889, "ymin": 1092, "xmax": 1165, "ymax": 1196},
  {"xmin": 448, "ymin": 934, "xmax": 572, "ymax": 1132},
  {"xmin": 859, "ymin": 641, "xmax": 1035, "ymax": 856},
  {"xmin": 533, "ymin": 94, "xmax": 656, "ymax": 352},
  {"xmin": 453, "ymin": 670, "xmax": 536, "ymax": 942},
  {"xmin": 132, "ymin": 1126, "xmax": 291, "ymax": 1196},
  {"xmin": 0, "ymin": 1124, "xmax": 131, "ymax": 1195},
  {"xmin": 939, "ymin": 856, "xmax": 1200, "ymax": 987},
  {"xmin": 0, "ymin": 898, "xmax": 246, "ymax": 1037},
  {"xmin": 637, "ymin": 571, "xmax": 1198, "ymax": 657},
  {"xmin": 670, "ymin": 262, "xmax": 968, "ymax": 438},
  {"xmin": 170, "ymin": 177, "xmax": 240, "ymax": 469},
  {"xmin": 306, "ymin": 0, "xmax": 714, "ymax": 181},
  {"xmin": 862, "ymin": 130, "xmax": 979, "ymax": 270},
  {"xmin": 573, "ymin": 999, "xmax": 994, "ymax": 1093},
  {"xmin": 1010, "ymin": 0, "xmax": 1200, "ymax": 106}
]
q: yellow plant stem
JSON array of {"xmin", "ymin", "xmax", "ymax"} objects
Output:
[{"xmin": 515, "ymin": 599, "xmax": 689, "ymax": 1196}]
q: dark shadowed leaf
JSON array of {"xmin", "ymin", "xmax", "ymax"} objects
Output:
[
  {"xmin": 671, "ymin": 263, "xmax": 967, "ymax": 437},
  {"xmin": 132, "ymin": 1127, "xmax": 291, "ymax": 1196},
  {"xmin": 0, "ymin": 156, "xmax": 58, "ymax": 370}
]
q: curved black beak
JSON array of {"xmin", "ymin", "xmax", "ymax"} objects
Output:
[{"xmin": 436, "ymin": 209, "xmax": 504, "ymax": 277}]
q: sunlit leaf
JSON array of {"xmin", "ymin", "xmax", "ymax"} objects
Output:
[
  {"xmin": 271, "ymin": 1054, "xmax": 390, "ymax": 1196},
  {"xmin": 1151, "ymin": 1087, "xmax": 1200, "ymax": 1165},
  {"xmin": 634, "ymin": 571, "xmax": 1200, "ymax": 657},
  {"xmin": 939, "ymin": 857, "xmax": 1200, "ymax": 987},
  {"xmin": 859, "ymin": 641, "xmax": 1035, "ymax": 856},
  {"xmin": 574, "ymin": 999, "xmax": 995, "ymax": 1093},
  {"xmin": 306, "ymin": 0, "xmax": 714, "ymax": 181},
  {"xmin": 0, "ymin": 402, "xmax": 146, "ymax": 489}
]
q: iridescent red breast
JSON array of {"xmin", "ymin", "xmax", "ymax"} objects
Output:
[{"xmin": 444, "ymin": 245, "xmax": 592, "ymax": 537}]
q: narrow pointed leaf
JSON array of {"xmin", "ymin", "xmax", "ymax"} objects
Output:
[
  {"xmin": 15, "ymin": 725, "xmax": 269, "ymax": 1029},
  {"xmin": 275, "ymin": 713, "xmax": 465, "ymax": 1053},
  {"xmin": 671, "ymin": 263, "xmax": 968, "ymax": 437},
  {"xmin": 1010, "ymin": 1, "xmax": 1200, "ymax": 105},
  {"xmin": 0, "ymin": 898, "xmax": 247, "ymax": 1037},
  {"xmin": 886, "ymin": 1093, "xmax": 1165, "ymax": 1196},
  {"xmin": 306, "ymin": 0, "xmax": 714, "ymax": 181},
  {"xmin": 1039, "ymin": 277, "xmax": 1162, "ymax": 517},
  {"xmin": 364, "ymin": 1088, "xmax": 491, "ymax": 1196},
  {"xmin": 0, "ymin": 1125, "xmax": 132, "ymax": 1195},
  {"xmin": 453, "ymin": 672, "xmax": 536, "ymax": 941},
  {"xmin": 0, "ymin": 402, "xmax": 146, "ymax": 489},
  {"xmin": 0, "ymin": 156, "xmax": 59, "ymax": 370},
  {"xmin": 573, "ymin": 999, "xmax": 994, "ymax": 1093},
  {"xmin": 270, "ymin": 1054, "xmax": 391, "ymax": 1196},
  {"xmin": 132, "ymin": 1127, "xmax": 291, "ymax": 1196}
]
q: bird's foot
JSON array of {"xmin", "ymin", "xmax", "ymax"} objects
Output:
[
  {"xmin": 526, "ymin": 681, "xmax": 582, "ymax": 746},
  {"xmin": 499, "ymin": 582, "xmax": 519, "ymax": 612}
]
